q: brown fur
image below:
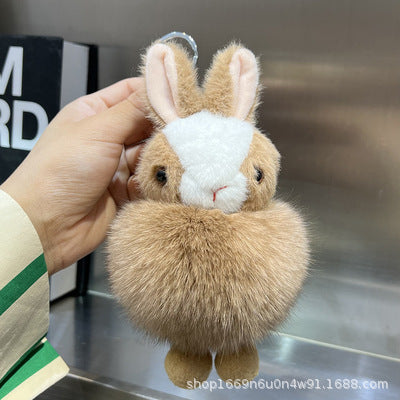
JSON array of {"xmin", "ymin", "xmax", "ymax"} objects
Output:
[
  {"xmin": 107, "ymin": 41, "xmax": 310, "ymax": 364},
  {"xmin": 202, "ymin": 44, "xmax": 239, "ymax": 118},
  {"xmin": 202, "ymin": 43, "xmax": 261, "ymax": 123},
  {"xmin": 134, "ymin": 132, "xmax": 183, "ymax": 203},
  {"xmin": 141, "ymin": 42, "xmax": 260, "ymax": 127},
  {"xmin": 240, "ymin": 131, "xmax": 281, "ymax": 211},
  {"xmin": 215, "ymin": 346, "xmax": 259, "ymax": 382},
  {"xmin": 140, "ymin": 42, "xmax": 203, "ymax": 129},
  {"xmin": 107, "ymin": 200, "xmax": 308, "ymax": 354},
  {"xmin": 165, "ymin": 348, "xmax": 212, "ymax": 389}
]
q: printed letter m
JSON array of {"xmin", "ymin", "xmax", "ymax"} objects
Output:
[{"xmin": 0, "ymin": 46, "xmax": 23, "ymax": 96}]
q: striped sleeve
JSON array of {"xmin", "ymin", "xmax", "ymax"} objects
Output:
[{"xmin": 0, "ymin": 190, "xmax": 69, "ymax": 399}]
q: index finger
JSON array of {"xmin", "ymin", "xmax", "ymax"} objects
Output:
[
  {"xmin": 94, "ymin": 77, "xmax": 146, "ymax": 110},
  {"xmin": 80, "ymin": 88, "xmax": 153, "ymax": 146},
  {"xmin": 55, "ymin": 78, "xmax": 146, "ymax": 123}
]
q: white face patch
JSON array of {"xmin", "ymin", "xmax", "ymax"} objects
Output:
[{"xmin": 163, "ymin": 110, "xmax": 254, "ymax": 213}]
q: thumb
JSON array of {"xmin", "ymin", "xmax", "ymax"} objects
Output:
[{"xmin": 80, "ymin": 91, "xmax": 152, "ymax": 145}]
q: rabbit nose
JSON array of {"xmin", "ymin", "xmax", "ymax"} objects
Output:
[{"xmin": 212, "ymin": 186, "xmax": 227, "ymax": 202}]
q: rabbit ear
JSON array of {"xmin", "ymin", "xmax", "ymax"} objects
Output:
[
  {"xmin": 145, "ymin": 43, "xmax": 179, "ymax": 124},
  {"xmin": 203, "ymin": 44, "xmax": 260, "ymax": 122},
  {"xmin": 143, "ymin": 42, "xmax": 201, "ymax": 127}
]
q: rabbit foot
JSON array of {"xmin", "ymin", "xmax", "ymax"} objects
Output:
[
  {"xmin": 165, "ymin": 347, "xmax": 212, "ymax": 389},
  {"xmin": 215, "ymin": 346, "xmax": 259, "ymax": 383}
]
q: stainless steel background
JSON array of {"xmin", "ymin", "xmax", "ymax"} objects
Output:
[
  {"xmin": 41, "ymin": 295, "xmax": 400, "ymax": 400},
  {"xmin": 1, "ymin": 0, "xmax": 399, "ymax": 368}
]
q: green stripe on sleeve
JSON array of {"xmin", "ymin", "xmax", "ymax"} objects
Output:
[
  {"xmin": 0, "ymin": 339, "xmax": 59, "ymax": 398},
  {"xmin": 0, "ymin": 254, "xmax": 47, "ymax": 316},
  {"xmin": 0, "ymin": 334, "xmax": 46, "ymax": 387}
]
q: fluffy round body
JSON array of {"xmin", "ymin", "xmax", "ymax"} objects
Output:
[
  {"xmin": 108, "ymin": 41, "xmax": 310, "ymax": 358},
  {"xmin": 107, "ymin": 200, "xmax": 309, "ymax": 355}
]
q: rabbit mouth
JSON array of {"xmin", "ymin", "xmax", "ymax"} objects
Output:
[{"xmin": 179, "ymin": 172, "xmax": 248, "ymax": 214}]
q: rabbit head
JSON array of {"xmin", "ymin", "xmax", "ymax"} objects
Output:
[{"xmin": 136, "ymin": 42, "xmax": 280, "ymax": 213}]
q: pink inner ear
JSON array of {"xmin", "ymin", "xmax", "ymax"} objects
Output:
[
  {"xmin": 146, "ymin": 44, "xmax": 179, "ymax": 124},
  {"xmin": 229, "ymin": 48, "xmax": 259, "ymax": 120}
]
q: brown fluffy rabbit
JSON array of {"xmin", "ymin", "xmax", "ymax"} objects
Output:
[{"xmin": 107, "ymin": 41, "xmax": 309, "ymax": 388}]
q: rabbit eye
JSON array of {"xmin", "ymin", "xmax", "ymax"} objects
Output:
[
  {"xmin": 255, "ymin": 167, "xmax": 263, "ymax": 183},
  {"xmin": 155, "ymin": 167, "xmax": 167, "ymax": 185}
]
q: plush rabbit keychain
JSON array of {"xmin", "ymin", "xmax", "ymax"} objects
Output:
[{"xmin": 107, "ymin": 32, "xmax": 309, "ymax": 389}]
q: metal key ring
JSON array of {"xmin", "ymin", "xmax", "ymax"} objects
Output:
[{"xmin": 159, "ymin": 31, "xmax": 198, "ymax": 66}]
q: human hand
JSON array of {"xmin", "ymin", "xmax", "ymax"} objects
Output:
[{"xmin": 1, "ymin": 78, "xmax": 152, "ymax": 274}]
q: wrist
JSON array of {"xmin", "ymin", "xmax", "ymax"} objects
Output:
[{"xmin": 1, "ymin": 179, "xmax": 58, "ymax": 275}]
